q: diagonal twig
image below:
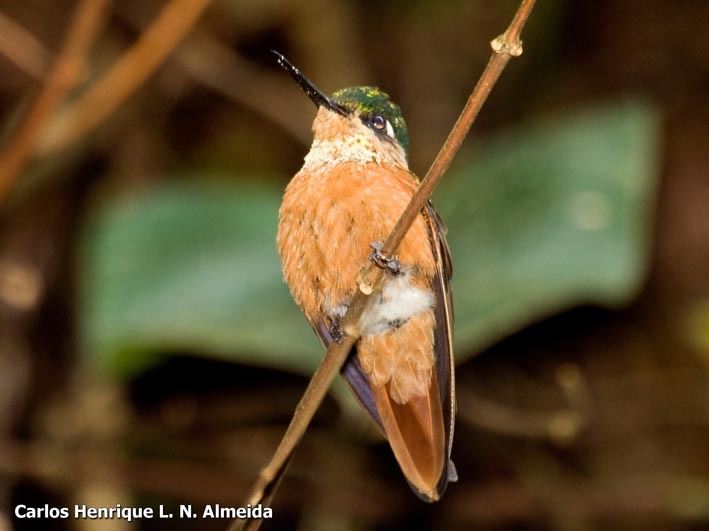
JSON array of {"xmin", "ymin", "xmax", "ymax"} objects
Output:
[
  {"xmin": 0, "ymin": 0, "xmax": 108, "ymax": 203},
  {"xmin": 37, "ymin": 0, "xmax": 214, "ymax": 156},
  {"xmin": 0, "ymin": 11, "xmax": 51, "ymax": 81},
  {"xmin": 231, "ymin": 1, "xmax": 536, "ymax": 529}
]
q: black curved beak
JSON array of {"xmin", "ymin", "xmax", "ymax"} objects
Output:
[{"xmin": 272, "ymin": 50, "xmax": 349, "ymax": 117}]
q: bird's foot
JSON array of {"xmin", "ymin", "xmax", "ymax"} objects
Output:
[
  {"xmin": 368, "ymin": 241, "xmax": 401, "ymax": 275},
  {"xmin": 329, "ymin": 321, "xmax": 345, "ymax": 344}
]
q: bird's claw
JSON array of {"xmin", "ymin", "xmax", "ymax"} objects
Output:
[
  {"xmin": 369, "ymin": 241, "xmax": 401, "ymax": 274},
  {"xmin": 329, "ymin": 321, "xmax": 345, "ymax": 344}
]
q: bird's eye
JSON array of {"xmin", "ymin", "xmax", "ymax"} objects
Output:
[{"xmin": 371, "ymin": 115, "xmax": 386, "ymax": 130}]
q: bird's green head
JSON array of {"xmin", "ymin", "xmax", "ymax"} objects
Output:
[
  {"xmin": 272, "ymin": 51, "xmax": 409, "ymax": 155},
  {"xmin": 331, "ymin": 86, "xmax": 409, "ymax": 154}
]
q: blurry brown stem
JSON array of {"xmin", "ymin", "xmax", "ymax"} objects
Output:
[
  {"xmin": 232, "ymin": 1, "xmax": 536, "ymax": 529},
  {"xmin": 175, "ymin": 31, "xmax": 312, "ymax": 145},
  {"xmin": 0, "ymin": 0, "xmax": 107, "ymax": 203},
  {"xmin": 0, "ymin": 12, "xmax": 50, "ymax": 80},
  {"xmin": 457, "ymin": 364, "xmax": 590, "ymax": 444},
  {"xmin": 38, "ymin": 0, "xmax": 214, "ymax": 155}
]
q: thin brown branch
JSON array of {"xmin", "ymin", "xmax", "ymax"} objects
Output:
[
  {"xmin": 362, "ymin": 0, "xmax": 533, "ymax": 286},
  {"xmin": 228, "ymin": 337, "xmax": 358, "ymax": 531},
  {"xmin": 0, "ymin": 0, "xmax": 108, "ymax": 203},
  {"xmin": 37, "ymin": 0, "xmax": 214, "ymax": 156},
  {"xmin": 233, "ymin": 1, "xmax": 536, "ymax": 528},
  {"xmin": 0, "ymin": 12, "xmax": 50, "ymax": 80},
  {"xmin": 505, "ymin": 0, "xmax": 537, "ymax": 49}
]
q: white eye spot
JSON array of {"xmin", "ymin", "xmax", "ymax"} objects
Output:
[{"xmin": 385, "ymin": 120, "xmax": 395, "ymax": 139}]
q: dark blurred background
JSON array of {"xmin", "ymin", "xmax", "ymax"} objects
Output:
[{"xmin": 0, "ymin": 0, "xmax": 708, "ymax": 530}]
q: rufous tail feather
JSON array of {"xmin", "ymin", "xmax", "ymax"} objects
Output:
[{"xmin": 370, "ymin": 370, "xmax": 446, "ymax": 501}]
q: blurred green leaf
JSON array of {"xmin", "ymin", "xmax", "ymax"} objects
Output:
[
  {"xmin": 79, "ymin": 183, "xmax": 321, "ymax": 377},
  {"xmin": 437, "ymin": 99, "xmax": 660, "ymax": 357},
  {"xmin": 79, "ymin": 99, "xmax": 659, "ymax": 377}
]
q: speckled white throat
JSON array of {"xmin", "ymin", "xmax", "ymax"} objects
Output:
[{"xmin": 302, "ymin": 111, "xmax": 408, "ymax": 172}]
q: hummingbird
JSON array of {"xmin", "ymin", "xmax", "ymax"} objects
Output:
[{"xmin": 274, "ymin": 51, "xmax": 456, "ymax": 502}]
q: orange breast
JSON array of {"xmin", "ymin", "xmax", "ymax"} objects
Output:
[{"xmin": 277, "ymin": 161, "xmax": 436, "ymax": 322}]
